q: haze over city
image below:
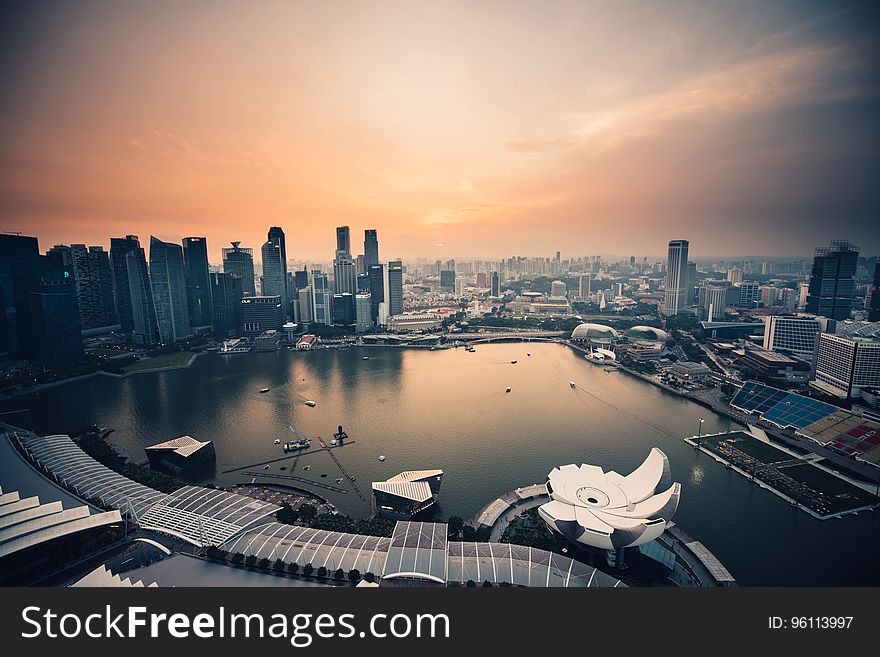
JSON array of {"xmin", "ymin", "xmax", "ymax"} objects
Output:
[{"xmin": 1, "ymin": 0, "xmax": 878, "ymax": 260}]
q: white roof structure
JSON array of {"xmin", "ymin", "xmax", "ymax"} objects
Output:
[
  {"xmin": 571, "ymin": 323, "xmax": 619, "ymax": 342},
  {"xmin": 20, "ymin": 434, "xmax": 279, "ymax": 547},
  {"xmin": 538, "ymin": 448, "xmax": 681, "ymax": 551},
  {"xmin": 145, "ymin": 436, "xmax": 211, "ymax": 458},
  {"xmin": 386, "ymin": 470, "xmax": 443, "ymax": 483},
  {"xmin": 0, "ymin": 486, "xmax": 122, "ymax": 560},
  {"xmin": 372, "ymin": 480, "xmax": 433, "ymax": 503},
  {"xmin": 72, "ymin": 564, "xmax": 158, "ymax": 587}
]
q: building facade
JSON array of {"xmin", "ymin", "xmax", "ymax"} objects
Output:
[
  {"xmin": 222, "ymin": 242, "xmax": 256, "ymax": 297},
  {"xmin": 311, "ymin": 271, "xmax": 331, "ymax": 325},
  {"xmin": 209, "ymin": 271, "xmax": 243, "ymax": 338},
  {"xmin": 662, "ymin": 239, "xmax": 689, "ymax": 315},
  {"xmin": 149, "ymin": 237, "xmax": 192, "ymax": 344},
  {"xmin": 182, "ymin": 237, "xmax": 213, "ymax": 329},
  {"xmin": 388, "ymin": 260, "xmax": 403, "ymax": 316},
  {"xmin": 762, "ymin": 315, "xmax": 833, "ymax": 360},
  {"xmin": 239, "ymin": 295, "xmax": 284, "ymax": 337},
  {"xmin": 804, "ymin": 240, "xmax": 858, "ymax": 320},
  {"xmin": 812, "ymin": 333, "xmax": 880, "ymax": 399}
]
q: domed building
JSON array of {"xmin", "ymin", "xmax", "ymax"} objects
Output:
[
  {"xmin": 570, "ymin": 322, "xmax": 619, "ymax": 344},
  {"xmin": 624, "ymin": 326, "xmax": 669, "ymax": 342}
]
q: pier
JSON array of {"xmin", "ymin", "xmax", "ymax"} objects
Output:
[
  {"xmin": 319, "ymin": 435, "xmax": 367, "ymax": 503},
  {"xmin": 220, "ymin": 440, "xmax": 356, "ymax": 474},
  {"xmin": 241, "ymin": 471, "xmax": 349, "ymax": 494}
]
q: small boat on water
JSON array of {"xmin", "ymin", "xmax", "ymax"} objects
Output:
[
  {"xmin": 510, "ymin": 360, "xmax": 517, "ymax": 364},
  {"xmin": 336, "ymin": 478, "xmax": 343, "ymax": 483},
  {"xmin": 378, "ymin": 455, "xmax": 386, "ymax": 462},
  {"xmin": 259, "ymin": 387, "xmax": 270, "ymax": 393},
  {"xmin": 273, "ymin": 438, "xmax": 280, "ymax": 444},
  {"xmin": 330, "ymin": 439, "xmax": 337, "ymax": 446},
  {"xmin": 304, "ymin": 400, "xmax": 317, "ymax": 407},
  {"xmin": 570, "ymin": 381, "xmax": 576, "ymax": 388},
  {"xmin": 506, "ymin": 387, "xmax": 512, "ymax": 393},
  {"xmin": 303, "ymin": 465, "xmax": 311, "ymax": 471},
  {"xmin": 263, "ymin": 465, "xmax": 270, "ymax": 470},
  {"xmin": 282, "ymin": 438, "xmax": 310, "ymax": 453},
  {"xmin": 362, "ymin": 356, "xmax": 369, "ymax": 360}
]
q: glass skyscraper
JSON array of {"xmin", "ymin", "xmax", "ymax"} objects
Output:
[
  {"xmin": 150, "ymin": 236, "xmax": 192, "ymax": 344},
  {"xmin": 182, "ymin": 236, "xmax": 213, "ymax": 329},
  {"xmin": 662, "ymin": 239, "xmax": 689, "ymax": 316},
  {"xmin": 222, "ymin": 242, "xmax": 256, "ymax": 297},
  {"xmin": 804, "ymin": 240, "xmax": 858, "ymax": 320}
]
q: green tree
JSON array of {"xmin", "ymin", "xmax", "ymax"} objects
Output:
[
  {"xmin": 317, "ymin": 566, "xmax": 327, "ymax": 578},
  {"xmin": 298, "ymin": 503, "xmax": 317, "ymax": 525},
  {"xmin": 333, "ymin": 568, "xmax": 345, "ymax": 581},
  {"xmin": 257, "ymin": 557, "xmax": 271, "ymax": 570},
  {"xmin": 348, "ymin": 569, "xmax": 361, "ymax": 583},
  {"xmin": 446, "ymin": 516, "xmax": 464, "ymax": 539},
  {"xmin": 287, "ymin": 562, "xmax": 300, "ymax": 575},
  {"xmin": 244, "ymin": 554, "xmax": 257, "ymax": 568},
  {"xmin": 303, "ymin": 563, "xmax": 314, "ymax": 576},
  {"xmin": 273, "ymin": 558, "xmax": 286, "ymax": 573}
]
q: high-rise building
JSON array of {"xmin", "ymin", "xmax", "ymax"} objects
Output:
[
  {"xmin": 0, "ymin": 234, "xmax": 40, "ymax": 357},
  {"xmin": 267, "ymin": 226, "xmax": 288, "ymax": 306},
  {"xmin": 294, "ymin": 269, "xmax": 309, "ymax": 290},
  {"xmin": 737, "ymin": 281, "xmax": 760, "ymax": 308},
  {"xmin": 662, "ymin": 240, "xmax": 689, "ymax": 315},
  {"xmin": 491, "ymin": 271, "xmax": 501, "ymax": 298},
  {"xmin": 125, "ymin": 245, "xmax": 159, "ymax": 346},
  {"xmin": 868, "ymin": 263, "xmax": 880, "ymax": 322},
  {"xmin": 332, "ymin": 293, "xmax": 355, "ymax": 326},
  {"xmin": 311, "ymin": 271, "xmax": 331, "ymax": 325},
  {"xmin": 364, "ymin": 229, "xmax": 379, "ymax": 268},
  {"xmin": 357, "ymin": 271, "xmax": 371, "ymax": 293},
  {"xmin": 388, "ymin": 260, "xmax": 403, "ymax": 316},
  {"xmin": 261, "ymin": 239, "xmax": 287, "ymax": 314},
  {"xmin": 50, "ymin": 244, "xmax": 117, "ymax": 331},
  {"xmin": 182, "ymin": 237, "xmax": 213, "ymax": 329},
  {"xmin": 239, "ymin": 295, "xmax": 284, "ymax": 337},
  {"xmin": 222, "ymin": 242, "xmax": 256, "ymax": 296},
  {"xmin": 699, "ymin": 282, "xmax": 730, "ymax": 322},
  {"xmin": 685, "ymin": 262, "xmax": 697, "ymax": 304},
  {"xmin": 355, "ymin": 292, "xmax": 372, "ymax": 333},
  {"xmin": 109, "ymin": 235, "xmax": 142, "ymax": 333},
  {"xmin": 812, "ymin": 332, "xmax": 880, "ymax": 399},
  {"xmin": 440, "ymin": 270, "xmax": 456, "ymax": 291},
  {"xmin": 763, "ymin": 315, "xmax": 834, "ymax": 360},
  {"xmin": 149, "ymin": 237, "xmax": 192, "ymax": 344},
  {"xmin": 577, "ymin": 273, "xmax": 590, "ymax": 299},
  {"xmin": 760, "ymin": 285, "xmax": 779, "ymax": 308},
  {"xmin": 726, "ymin": 267, "xmax": 743, "ymax": 285},
  {"xmin": 298, "ymin": 286, "xmax": 314, "ymax": 324},
  {"xmin": 797, "ymin": 281, "xmax": 810, "ymax": 309},
  {"xmin": 804, "ymin": 240, "xmax": 859, "ymax": 320},
  {"xmin": 550, "ymin": 280, "xmax": 567, "ymax": 299},
  {"xmin": 476, "ymin": 272, "xmax": 488, "ymax": 288},
  {"xmin": 368, "ymin": 264, "xmax": 385, "ymax": 323},
  {"xmin": 333, "ymin": 256, "xmax": 357, "ymax": 295},
  {"xmin": 336, "ymin": 226, "xmax": 351, "ymax": 257},
  {"xmin": 209, "ymin": 272, "xmax": 243, "ymax": 338}
]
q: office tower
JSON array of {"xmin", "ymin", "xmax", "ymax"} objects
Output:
[
  {"xmin": 388, "ymin": 260, "xmax": 403, "ymax": 316},
  {"xmin": 763, "ymin": 315, "xmax": 834, "ymax": 359},
  {"xmin": 550, "ymin": 280, "xmax": 567, "ymax": 298},
  {"xmin": 737, "ymin": 281, "xmax": 760, "ymax": 308},
  {"xmin": 761, "ymin": 261, "xmax": 775, "ymax": 276},
  {"xmin": 476, "ymin": 272, "xmax": 487, "ymax": 288},
  {"xmin": 662, "ymin": 240, "xmax": 689, "ymax": 315},
  {"xmin": 812, "ymin": 333, "xmax": 880, "ymax": 399},
  {"xmin": 333, "ymin": 256, "xmax": 357, "ymax": 295},
  {"xmin": 122, "ymin": 243, "xmax": 159, "ymax": 346},
  {"xmin": 685, "ymin": 262, "xmax": 697, "ymax": 304},
  {"xmin": 239, "ymin": 295, "xmax": 283, "ymax": 337},
  {"xmin": 336, "ymin": 225, "xmax": 351, "ymax": 257},
  {"xmin": 454, "ymin": 278, "xmax": 465, "ymax": 297},
  {"xmin": 697, "ymin": 282, "xmax": 730, "ymax": 321},
  {"xmin": 49, "ymin": 244, "xmax": 117, "ymax": 331},
  {"xmin": 222, "ymin": 242, "xmax": 256, "ymax": 296},
  {"xmin": 797, "ymin": 281, "xmax": 809, "ymax": 309},
  {"xmin": 210, "ymin": 272, "xmax": 243, "ymax": 338},
  {"xmin": 356, "ymin": 254, "xmax": 366, "ymax": 275},
  {"xmin": 109, "ymin": 235, "xmax": 142, "ymax": 333},
  {"xmin": 357, "ymin": 272, "xmax": 371, "ymax": 293},
  {"xmin": 355, "ymin": 292, "xmax": 372, "ymax": 333},
  {"xmin": 298, "ymin": 286, "xmax": 314, "ymax": 324},
  {"xmin": 726, "ymin": 267, "xmax": 743, "ymax": 285},
  {"xmin": 364, "ymin": 229, "xmax": 379, "ymax": 268},
  {"xmin": 332, "ymin": 293, "xmax": 355, "ymax": 326},
  {"xmin": 292, "ymin": 269, "xmax": 308, "ymax": 290},
  {"xmin": 440, "ymin": 270, "xmax": 456, "ymax": 291},
  {"xmin": 368, "ymin": 264, "xmax": 385, "ymax": 322},
  {"xmin": 491, "ymin": 271, "xmax": 501, "ymax": 297},
  {"xmin": 267, "ymin": 226, "xmax": 288, "ymax": 305},
  {"xmin": 760, "ymin": 286, "xmax": 779, "ymax": 308},
  {"xmin": 804, "ymin": 240, "xmax": 859, "ymax": 320},
  {"xmin": 261, "ymin": 239, "xmax": 287, "ymax": 314},
  {"xmin": 311, "ymin": 271, "xmax": 331, "ymax": 325},
  {"xmin": 182, "ymin": 237, "xmax": 213, "ymax": 329},
  {"xmin": 868, "ymin": 263, "xmax": 880, "ymax": 322},
  {"xmin": 0, "ymin": 234, "xmax": 40, "ymax": 356},
  {"xmin": 150, "ymin": 237, "xmax": 192, "ymax": 344},
  {"xmin": 781, "ymin": 287, "xmax": 798, "ymax": 311},
  {"xmin": 577, "ymin": 273, "xmax": 590, "ymax": 299}
]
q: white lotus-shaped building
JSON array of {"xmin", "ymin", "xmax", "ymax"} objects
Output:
[{"xmin": 538, "ymin": 448, "xmax": 680, "ymax": 550}]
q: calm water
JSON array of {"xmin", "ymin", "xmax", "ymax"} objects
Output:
[{"xmin": 3, "ymin": 342, "xmax": 879, "ymax": 585}]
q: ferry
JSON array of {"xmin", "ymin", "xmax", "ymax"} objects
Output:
[
  {"xmin": 259, "ymin": 387, "xmax": 270, "ymax": 393},
  {"xmin": 304, "ymin": 400, "xmax": 317, "ymax": 407},
  {"xmin": 570, "ymin": 381, "xmax": 576, "ymax": 388},
  {"xmin": 378, "ymin": 455, "xmax": 386, "ymax": 462},
  {"xmin": 506, "ymin": 387, "xmax": 512, "ymax": 393},
  {"xmin": 282, "ymin": 438, "xmax": 311, "ymax": 453},
  {"xmin": 220, "ymin": 338, "xmax": 250, "ymax": 354}
]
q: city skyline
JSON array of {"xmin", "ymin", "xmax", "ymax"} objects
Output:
[{"xmin": 2, "ymin": 1, "xmax": 879, "ymax": 260}]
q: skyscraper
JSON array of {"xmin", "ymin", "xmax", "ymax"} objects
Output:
[
  {"xmin": 388, "ymin": 260, "xmax": 403, "ymax": 316},
  {"xmin": 49, "ymin": 244, "xmax": 117, "ymax": 331},
  {"xmin": 577, "ymin": 273, "xmax": 590, "ymax": 299},
  {"xmin": 355, "ymin": 292, "xmax": 372, "ymax": 333},
  {"xmin": 261, "ymin": 239, "xmax": 287, "ymax": 314},
  {"xmin": 0, "ymin": 234, "xmax": 40, "ymax": 357},
  {"xmin": 267, "ymin": 226, "xmax": 288, "ymax": 308},
  {"xmin": 210, "ymin": 271, "xmax": 243, "ymax": 338},
  {"xmin": 298, "ymin": 286, "xmax": 314, "ymax": 324},
  {"xmin": 336, "ymin": 226, "xmax": 351, "ymax": 257},
  {"xmin": 491, "ymin": 271, "xmax": 501, "ymax": 298},
  {"xmin": 869, "ymin": 263, "xmax": 880, "ymax": 322},
  {"xmin": 150, "ymin": 237, "xmax": 192, "ymax": 344},
  {"xmin": 222, "ymin": 242, "xmax": 256, "ymax": 297},
  {"xmin": 364, "ymin": 229, "xmax": 379, "ymax": 268},
  {"xmin": 109, "ymin": 235, "xmax": 142, "ymax": 333},
  {"xmin": 125, "ymin": 245, "xmax": 159, "ymax": 346},
  {"xmin": 333, "ymin": 256, "xmax": 357, "ymax": 295},
  {"xmin": 182, "ymin": 237, "xmax": 213, "ymax": 329},
  {"xmin": 440, "ymin": 270, "xmax": 456, "ymax": 291},
  {"xmin": 332, "ymin": 293, "xmax": 355, "ymax": 326},
  {"xmin": 804, "ymin": 240, "xmax": 859, "ymax": 320},
  {"xmin": 368, "ymin": 264, "xmax": 385, "ymax": 322},
  {"xmin": 685, "ymin": 261, "xmax": 697, "ymax": 304},
  {"xmin": 662, "ymin": 240, "xmax": 689, "ymax": 316},
  {"xmin": 311, "ymin": 270, "xmax": 331, "ymax": 325},
  {"xmin": 239, "ymin": 295, "xmax": 284, "ymax": 337}
]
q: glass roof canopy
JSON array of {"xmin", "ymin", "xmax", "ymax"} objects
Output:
[{"xmin": 731, "ymin": 381, "xmax": 839, "ymax": 430}]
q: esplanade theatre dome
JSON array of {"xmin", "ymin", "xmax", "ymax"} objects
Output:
[
  {"xmin": 570, "ymin": 323, "xmax": 619, "ymax": 343},
  {"xmin": 624, "ymin": 326, "xmax": 669, "ymax": 342}
]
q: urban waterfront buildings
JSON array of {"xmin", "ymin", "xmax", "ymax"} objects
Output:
[
  {"xmin": 388, "ymin": 260, "xmax": 403, "ymax": 316},
  {"xmin": 371, "ymin": 470, "xmax": 443, "ymax": 520},
  {"xmin": 869, "ymin": 263, "xmax": 880, "ymax": 322},
  {"xmin": 368, "ymin": 264, "xmax": 385, "ymax": 323},
  {"xmin": 50, "ymin": 243, "xmax": 117, "ymax": 332},
  {"xmin": 805, "ymin": 240, "xmax": 859, "ymax": 320},
  {"xmin": 209, "ymin": 271, "xmax": 243, "ymax": 338},
  {"xmin": 149, "ymin": 237, "xmax": 192, "ymax": 344},
  {"xmin": 311, "ymin": 271, "xmax": 331, "ymax": 325},
  {"xmin": 662, "ymin": 239, "xmax": 689, "ymax": 315},
  {"xmin": 762, "ymin": 315, "xmax": 834, "ymax": 360},
  {"xmin": 355, "ymin": 292, "xmax": 372, "ymax": 332},
  {"xmin": 124, "ymin": 241, "xmax": 160, "ymax": 347},
  {"xmin": 267, "ymin": 226, "xmax": 288, "ymax": 306},
  {"xmin": 182, "ymin": 237, "xmax": 212, "ymax": 330},
  {"xmin": 363, "ymin": 229, "xmax": 379, "ymax": 268},
  {"xmin": 260, "ymin": 239, "xmax": 287, "ymax": 314},
  {"xmin": 239, "ymin": 295, "xmax": 284, "ymax": 337},
  {"xmin": 222, "ymin": 242, "xmax": 256, "ymax": 297},
  {"xmin": 491, "ymin": 271, "xmax": 501, "ymax": 297},
  {"xmin": 812, "ymin": 332, "xmax": 880, "ymax": 399},
  {"xmin": 109, "ymin": 234, "xmax": 142, "ymax": 333}
]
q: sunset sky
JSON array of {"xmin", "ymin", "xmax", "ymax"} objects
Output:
[{"xmin": 1, "ymin": 0, "xmax": 878, "ymax": 262}]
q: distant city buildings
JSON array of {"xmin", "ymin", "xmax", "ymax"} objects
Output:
[
  {"xmin": 812, "ymin": 332, "xmax": 880, "ymax": 399},
  {"xmin": 662, "ymin": 239, "xmax": 689, "ymax": 315},
  {"xmin": 182, "ymin": 237, "xmax": 212, "ymax": 330},
  {"xmin": 388, "ymin": 260, "xmax": 403, "ymax": 316},
  {"xmin": 222, "ymin": 242, "xmax": 256, "ymax": 297},
  {"xmin": 805, "ymin": 240, "xmax": 859, "ymax": 320},
  {"xmin": 239, "ymin": 295, "xmax": 284, "ymax": 337},
  {"xmin": 762, "ymin": 315, "xmax": 834, "ymax": 360},
  {"xmin": 363, "ymin": 229, "xmax": 379, "ymax": 269},
  {"xmin": 209, "ymin": 271, "xmax": 243, "ymax": 338},
  {"xmin": 149, "ymin": 236, "xmax": 192, "ymax": 344}
]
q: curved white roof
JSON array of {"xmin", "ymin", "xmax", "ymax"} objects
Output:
[
  {"xmin": 571, "ymin": 323, "xmax": 619, "ymax": 341},
  {"xmin": 624, "ymin": 326, "xmax": 669, "ymax": 342},
  {"xmin": 538, "ymin": 448, "xmax": 680, "ymax": 550}
]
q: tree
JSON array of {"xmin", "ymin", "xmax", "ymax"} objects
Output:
[
  {"xmin": 228, "ymin": 552, "xmax": 244, "ymax": 565},
  {"xmin": 447, "ymin": 516, "xmax": 464, "ymax": 539},
  {"xmin": 466, "ymin": 580, "xmax": 476, "ymax": 588},
  {"xmin": 303, "ymin": 563, "xmax": 314, "ymax": 576},
  {"xmin": 276, "ymin": 503, "xmax": 299, "ymax": 525},
  {"xmin": 482, "ymin": 580, "xmax": 493, "ymax": 587},
  {"xmin": 287, "ymin": 562, "xmax": 300, "ymax": 575},
  {"xmin": 333, "ymin": 568, "xmax": 345, "ymax": 581},
  {"xmin": 348, "ymin": 569, "xmax": 361, "ymax": 583},
  {"xmin": 363, "ymin": 572, "xmax": 375, "ymax": 583},
  {"xmin": 257, "ymin": 557, "xmax": 271, "ymax": 570},
  {"xmin": 317, "ymin": 566, "xmax": 327, "ymax": 578},
  {"xmin": 244, "ymin": 554, "xmax": 257, "ymax": 568},
  {"xmin": 273, "ymin": 558, "xmax": 286, "ymax": 573},
  {"xmin": 298, "ymin": 503, "xmax": 317, "ymax": 525}
]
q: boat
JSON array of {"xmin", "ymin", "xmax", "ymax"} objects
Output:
[
  {"xmin": 282, "ymin": 438, "xmax": 311, "ymax": 453},
  {"xmin": 303, "ymin": 465, "xmax": 311, "ymax": 471},
  {"xmin": 263, "ymin": 465, "xmax": 270, "ymax": 470},
  {"xmin": 273, "ymin": 438, "xmax": 280, "ymax": 444},
  {"xmin": 320, "ymin": 473, "xmax": 327, "ymax": 478},
  {"xmin": 570, "ymin": 381, "xmax": 576, "ymax": 388},
  {"xmin": 506, "ymin": 387, "xmax": 512, "ymax": 393},
  {"xmin": 527, "ymin": 353, "xmax": 531, "ymax": 357},
  {"xmin": 330, "ymin": 439, "xmax": 337, "ymax": 446},
  {"xmin": 335, "ymin": 478, "xmax": 343, "ymax": 483},
  {"xmin": 304, "ymin": 400, "xmax": 317, "ymax": 407},
  {"xmin": 259, "ymin": 387, "xmax": 270, "ymax": 393},
  {"xmin": 510, "ymin": 360, "xmax": 517, "ymax": 364},
  {"xmin": 362, "ymin": 356, "xmax": 369, "ymax": 360},
  {"xmin": 378, "ymin": 455, "xmax": 386, "ymax": 462}
]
